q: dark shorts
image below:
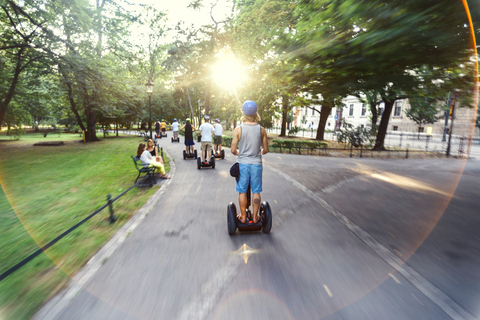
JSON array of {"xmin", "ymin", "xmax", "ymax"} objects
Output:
[
  {"xmin": 214, "ymin": 135, "xmax": 222, "ymax": 145},
  {"xmin": 161, "ymin": 128, "xmax": 166, "ymax": 132},
  {"xmin": 185, "ymin": 139, "xmax": 195, "ymax": 146}
]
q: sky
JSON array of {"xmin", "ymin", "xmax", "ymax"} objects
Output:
[{"xmin": 129, "ymin": 0, "xmax": 233, "ymax": 29}]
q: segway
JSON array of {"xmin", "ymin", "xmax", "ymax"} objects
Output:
[
  {"xmin": 171, "ymin": 134, "xmax": 180, "ymax": 143},
  {"xmin": 197, "ymin": 149, "xmax": 215, "ymax": 169},
  {"xmin": 183, "ymin": 149, "xmax": 197, "ymax": 160},
  {"xmin": 160, "ymin": 131, "xmax": 167, "ymax": 138},
  {"xmin": 213, "ymin": 149, "xmax": 225, "ymax": 159},
  {"xmin": 227, "ymin": 183, "xmax": 272, "ymax": 235}
]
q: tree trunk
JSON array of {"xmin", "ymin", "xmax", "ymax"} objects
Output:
[
  {"xmin": 62, "ymin": 72, "xmax": 86, "ymax": 132},
  {"xmin": 280, "ymin": 95, "xmax": 289, "ymax": 137},
  {"xmin": 85, "ymin": 107, "xmax": 98, "ymax": 142},
  {"xmin": 315, "ymin": 106, "xmax": 332, "ymax": 140},
  {"xmin": 374, "ymin": 99, "xmax": 395, "ymax": 150},
  {"xmin": 187, "ymin": 86, "xmax": 194, "ymax": 121},
  {"xmin": 370, "ymin": 103, "xmax": 378, "ymax": 134},
  {"xmin": 0, "ymin": 47, "xmax": 24, "ymax": 128}
]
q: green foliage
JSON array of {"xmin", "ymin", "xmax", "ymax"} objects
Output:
[
  {"xmin": 336, "ymin": 122, "xmax": 374, "ymax": 148},
  {"xmin": 406, "ymin": 97, "xmax": 440, "ymax": 127},
  {"xmin": 222, "ymin": 135, "xmax": 233, "ymax": 147},
  {"xmin": 288, "ymin": 126, "xmax": 300, "ymax": 136},
  {"xmin": 271, "ymin": 139, "xmax": 328, "ymax": 150},
  {"xmin": 7, "ymin": 127, "xmax": 26, "ymax": 140}
]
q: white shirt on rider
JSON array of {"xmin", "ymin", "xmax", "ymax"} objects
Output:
[
  {"xmin": 199, "ymin": 122, "xmax": 214, "ymax": 142},
  {"xmin": 214, "ymin": 123, "xmax": 223, "ymax": 136}
]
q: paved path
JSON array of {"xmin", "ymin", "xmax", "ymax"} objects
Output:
[{"xmin": 35, "ymin": 132, "xmax": 480, "ymax": 320}]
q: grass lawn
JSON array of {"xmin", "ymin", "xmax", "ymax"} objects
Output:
[{"xmin": 0, "ymin": 132, "xmax": 169, "ymax": 320}]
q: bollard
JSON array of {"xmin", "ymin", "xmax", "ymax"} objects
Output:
[
  {"xmin": 107, "ymin": 194, "xmax": 116, "ymax": 224},
  {"xmin": 406, "ymin": 148, "xmax": 409, "ymax": 159},
  {"xmin": 350, "ymin": 143, "xmax": 353, "ymax": 158}
]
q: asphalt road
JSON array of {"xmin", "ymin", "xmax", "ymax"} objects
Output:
[{"xmin": 35, "ymin": 132, "xmax": 480, "ymax": 320}]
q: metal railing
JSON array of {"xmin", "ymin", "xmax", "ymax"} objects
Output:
[{"xmin": 0, "ymin": 184, "xmax": 140, "ymax": 282}]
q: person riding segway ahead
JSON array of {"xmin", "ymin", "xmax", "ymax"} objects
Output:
[
  {"xmin": 155, "ymin": 120, "xmax": 161, "ymax": 139},
  {"xmin": 197, "ymin": 115, "xmax": 215, "ymax": 169},
  {"xmin": 181, "ymin": 118, "xmax": 197, "ymax": 159},
  {"xmin": 227, "ymin": 100, "xmax": 272, "ymax": 235},
  {"xmin": 160, "ymin": 119, "xmax": 167, "ymax": 137},
  {"xmin": 171, "ymin": 118, "xmax": 180, "ymax": 143},
  {"xmin": 213, "ymin": 118, "xmax": 224, "ymax": 159}
]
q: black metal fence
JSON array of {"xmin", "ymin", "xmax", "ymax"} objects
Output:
[
  {"xmin": 0, "ymin": 184, "xmax": 138, "ymax": 282},
  {"xmin": 266, "ymin": 127, "xmax": 471, "ymax": 157}
]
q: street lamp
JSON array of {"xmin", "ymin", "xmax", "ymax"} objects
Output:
[{"xmin": 145, "ymin": 80, "xmax": 154, "ymax": 139}]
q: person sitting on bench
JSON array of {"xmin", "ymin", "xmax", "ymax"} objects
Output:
[{"xmin": 137, "ymin": 143, "xmax": 170, "ymax": 179}]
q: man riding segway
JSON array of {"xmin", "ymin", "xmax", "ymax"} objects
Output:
[
  {"xmin": 230, "ymin": 101, "xmax": 269, "ymax": 224},
  {"xmin": 198, "ymin": 115, "xmax": 214, "ymax": 165}
]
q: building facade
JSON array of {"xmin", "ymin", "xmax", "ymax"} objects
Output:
[{"xmin": 273, "ymin": 95, "xmax": 478, "ymax": 137}]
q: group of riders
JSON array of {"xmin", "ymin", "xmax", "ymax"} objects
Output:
[{"xmin": 139, "ymin": 101, "xmax": 269, "ymax": 224}]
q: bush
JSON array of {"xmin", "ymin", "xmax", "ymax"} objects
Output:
[
  {"xmin": 222, "ymin": 136, "xmax": 233, "ymax": 147},
  {"xmin": 288, "ymin": 126, "xmax": 300, "ymax": 136},
  {"xmin": 337, "ymin": 122, "xmax": 374, "ymax": 148},
  {"xmin": 8, "ymin": 128, "xmax": 26, "ymax": 140},
  {"xmin": 271, "ymin": 139, "xmax": 328, "ymax": 151}
]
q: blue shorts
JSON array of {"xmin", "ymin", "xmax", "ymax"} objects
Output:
[
  {"xmin": 236, "ymin": 164, "xmax": 263, "ymax": 194},
  {"xmin": 185, "ymin": 138, "xmax": 195, "ymax": 146}
]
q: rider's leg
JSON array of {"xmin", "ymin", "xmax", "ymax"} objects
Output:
[
  {"xmin": 251, "ymin": 164, "xmax": 263, "ymax": 223},
  {"xmin": 201, "ymin": 142, "xmax": 206, "ymax": 162},
  {"xmin": 207, "ymin": 143, "xmax": 212, "ymax": 161},
  {"xmin": 252, "ymin": 193, "xmax": 261, "ymax": 223},
  {"xmin": 238, "ymin": 193, "xmax": 247, "ymax": 223}
]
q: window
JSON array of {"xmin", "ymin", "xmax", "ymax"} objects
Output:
[
  {"xmin": 361, "ymin": 104, "xmax": 366, "ymax": 116},
  {"xmin": 393, "ymin": 126, "xmax": 398, "ymax": 131},
  {"xmin": 394, "ymin": 101, "xmax": 402, "ymax": 117},
  {"xmin": 361, "ymin": 124, "xmax": 364, "ymax": 129},
  {"xmin": 349, "ymin": 104, "xmax": 354, "ymax": 116},
  {"xmin": 418, "ymin": 127, "xmax": 424, "ymax": 133},
  {"xmin": 328, "ymin": 122, "xmax": 330, "ymax": 126}
]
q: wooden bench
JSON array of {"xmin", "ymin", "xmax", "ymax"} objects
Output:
[{"xmin": 131, "ymin": 156, "xmax": 156, "ymax": 186}]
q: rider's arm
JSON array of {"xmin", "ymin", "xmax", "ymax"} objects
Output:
[
  {"xmin": 231, "ymin": 126, "xmax": 240, "ymax": 156},
  {"xmin": 261, "ymin": 126, "xmax": 269, "ymax": 155}
]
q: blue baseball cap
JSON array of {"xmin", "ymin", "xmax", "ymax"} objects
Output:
[{"xmin": 242, "ymin": 100, "xmax": 257, "ymax": 115}]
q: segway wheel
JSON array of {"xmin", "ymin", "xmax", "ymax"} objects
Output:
[
  {"xmin": 221, "ymin": 149, "xmax": 225, "ymax": 159},
  {"xmin": 197, "ymin": 157, "xmax": 201, "ymax": 169},
  {"xmin": 183, "ymin": 150, "xmax": 186, "ymax": 160},
  {"xmin": 261, "ymin": 202, "xmax": 273, "ymax": 233},
  {"xmin": 194, "ymin": 150, "xmax": 197, "ymax": 158},
  {"xmin": 211, "ymin": 155, "xmax": 215, "ymax": 169},
  {"xmin": 227, "ymin": 203, "xmax": 237, "ymax": 235}
]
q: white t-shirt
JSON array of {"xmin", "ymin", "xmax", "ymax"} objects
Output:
[
  {"xmin": 214, "ymin": 123, "xmax": 223, "ymax": 136},
  {"xmin": 172, "ymin": 122, "xmax": 179, "ymax": 132},
  {"xmin": 199, "ymin": 122, "xmax": 214, "ymax": 142}
]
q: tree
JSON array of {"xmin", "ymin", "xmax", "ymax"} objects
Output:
[
  {"xmin": 233, "ymin": 0, "xmax": 298, "ymax": 136},
  {"xmin": 285, "ymin": 0, "xmax": 476, "ymax": 149},
  {"xmin": 406, "ymin": 97, "xmax": 440, "ymax": 138}
]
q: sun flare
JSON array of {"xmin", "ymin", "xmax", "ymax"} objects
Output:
[{"xmin": 212, "ymin": 57, "xmax": 247, "ymax": 90}]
